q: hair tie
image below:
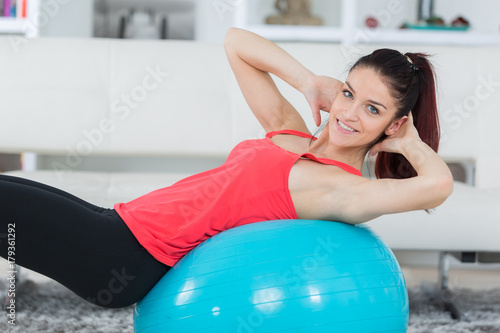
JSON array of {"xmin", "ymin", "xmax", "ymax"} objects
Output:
[{"xmin": 402, "ymin": 52, "xmax": 419, "ymax": 71}]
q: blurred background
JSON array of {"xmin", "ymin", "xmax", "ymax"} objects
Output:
[{"xmin": 1, "ymin": 0, "xmax": 498, "ymax": 43}]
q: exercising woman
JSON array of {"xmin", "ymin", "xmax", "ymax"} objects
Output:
[{"xmin": 0, "ymin": 28, "xmax": 453, "ymax": 308}]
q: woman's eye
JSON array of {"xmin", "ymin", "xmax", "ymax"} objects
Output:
[
  {"xmin": 342, "ymin": 90, "xmax": 353, "ymax": 98},
  {"xmin": 367, "ymin": 105, "xmax": 379, "ymax": 114}
]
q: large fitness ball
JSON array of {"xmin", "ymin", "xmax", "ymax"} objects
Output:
[{"xmin": 134, "ymin": 220, "xmax": 409, "ymax": 332}]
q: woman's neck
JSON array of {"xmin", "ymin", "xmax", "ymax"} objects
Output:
[{"xmin": 308, "ymin": 127, "xmax": 367, "ymax": 171}]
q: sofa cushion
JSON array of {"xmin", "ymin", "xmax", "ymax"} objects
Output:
[
  {"xmin": 4, "ymin": 170, "xmax": 191, "ymax": 209},
  {"xmin": 367, "ymin": 181, "xmax": 500, "ymax": 252}
]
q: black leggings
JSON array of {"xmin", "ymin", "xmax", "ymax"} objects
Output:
[{"xmin": 0, "ymin": 175, "xmax": 170, "ymax": 308}]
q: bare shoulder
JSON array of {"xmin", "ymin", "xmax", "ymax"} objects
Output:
[{"xmin": 289, "ymin": 161, "xmax": 366, "ymax": 222}]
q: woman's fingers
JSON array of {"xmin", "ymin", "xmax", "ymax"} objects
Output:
[
  {"xmin": 307, "ymin": 99, "xmax": 321, "ymax": 127},
  {"xmin": 369, "ymin": 143, "xmax": 381, "ymax": 156}
]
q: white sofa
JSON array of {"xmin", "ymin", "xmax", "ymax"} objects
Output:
[{"xmin": 1, "ymin": 37, "xmax": 499, "ymax": 260}]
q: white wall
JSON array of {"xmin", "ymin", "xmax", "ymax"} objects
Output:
[
  {"xmin": 38, "ymin": 0, "xmax": 94, "ymax": 38},
  {"xmin": 194, "ymin": 1, "xmax": 235, "ymax": 43}
]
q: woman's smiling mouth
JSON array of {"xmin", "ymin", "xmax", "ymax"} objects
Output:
[{"xmin": 336, "ymin": 119, "xmax": 358, "ymax": 133}]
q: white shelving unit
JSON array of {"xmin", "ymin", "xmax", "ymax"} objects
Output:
[
  {"xmin": 236, "ymin": 24, "xmax": 341, "ymax": 43},
  {"xmin": 0, "ymin": 0, "xmax": 40, "ymax": 37},
  {"xmin": 1, "ymin": 1, "xmax": 41, "ymax": 171},
  {"xmin": 233, "ymin": 0, "xmax": 500, "ymax": 46}
]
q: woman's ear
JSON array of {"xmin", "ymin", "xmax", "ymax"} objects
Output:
[{"xmin": 385, "ymin": 116, "xmax": 408, "ymax": 136}]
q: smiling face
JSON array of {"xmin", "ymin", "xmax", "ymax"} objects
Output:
[{"xmin": 327, "ymin": 67, "xmax": 405, "ymax": 151}]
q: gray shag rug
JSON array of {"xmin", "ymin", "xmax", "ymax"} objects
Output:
[{"xmin": 0, "ymin": 279, "xmax": 499, "ymax": 332}]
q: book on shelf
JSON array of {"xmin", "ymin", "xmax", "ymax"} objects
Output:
[{"xmin": 1, "ymin": 0, "xmax": 27, "ymax": 19}]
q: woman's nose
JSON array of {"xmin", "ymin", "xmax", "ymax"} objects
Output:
[{"xmin": 342, "ymin": 106, "xmax": 358, "ymax": 121}]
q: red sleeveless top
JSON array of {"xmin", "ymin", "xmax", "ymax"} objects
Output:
[{"xmin": 114, "ymin": 130, "xmax": 362, "ymax": 266}]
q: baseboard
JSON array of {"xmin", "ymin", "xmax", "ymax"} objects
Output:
[{"xmin": 394, "ymin": 250, "xmax": 500, "ymax": 270}]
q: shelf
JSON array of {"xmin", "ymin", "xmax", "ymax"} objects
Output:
[
  {"xmin": 0, "ymin": 18, "xmax": 28, "ymax": 34},
  {"xmin": 239, "ymin": 25, "xmax": 500, "ymax": 46},
  {"xmin": 232, "ymin": 0, "xmax": 500, "ymax": 46},
  {"xmin": 243, "ymin": 24, "xmax": 344, "ymax": 42},
  {"xmin": 360, "ymin": 29, "xmax": 500, "ymax": 46}
]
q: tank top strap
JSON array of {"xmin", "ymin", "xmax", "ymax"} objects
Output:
[
  {"xmin": 266, "ymin": 129, "xmax": 318, "ymax": 141},
  {"xmin": 266, "ymin": 129, "xmax": 362, "ymax": 177},
  {"xmin": 301, "ymin": 153, "xmax": 363, "ymax": 176}
]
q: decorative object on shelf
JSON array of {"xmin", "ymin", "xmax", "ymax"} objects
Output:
[
  {"xmin": 426, "ymin": 16, "xmax": 445, "ymax": 26},
  {"xmin": 365, "ymin": 16, "xmax": 379, "ymax": 29},
  {"xmin": 401, "ymin": 15, "xmax": 470, "ymax": 31},
  {"xmin": 118, "ymin": 8, "xmax": 168, "ymax": 40},
  {"xmin": 0, "ymin": 0, "xmax": 37, "ymax": 37},
  {"xmin": 1, "ymin": 0, "xmax": 27, "ymax": 18},
  {"xmin": 418, "ymin": 0, "xmax": 434, "ymax": 22},
  {"xmin": 400, "ymin": 0, "xmax": 470, "ymax": 31},
  {"xmin": 266, "ymin": 0, "xmax": 322, "ymax": 26},
  {"xmin": 451, "ymin": 16, "xmax": 470, "ymax": 28}
]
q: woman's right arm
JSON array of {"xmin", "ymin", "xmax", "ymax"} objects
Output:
[
  {"xmin": 224, "ymin": 28, "xmax": 342, "ymax": 132},
  {"xmin": 333, "ymin": 113, "xmax": 454, "ymax": 224}
]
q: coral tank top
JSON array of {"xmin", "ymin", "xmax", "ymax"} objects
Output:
[{"xmin": 114, "ymin": 130, "xmax": 362, "ymax": 266}]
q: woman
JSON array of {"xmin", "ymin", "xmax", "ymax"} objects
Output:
[{"xmin": 0, "ymin": 28, "xmax": 453, "ymax": 308}]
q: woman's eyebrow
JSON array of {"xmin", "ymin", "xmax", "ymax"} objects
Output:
[
  {"xmin": 368, "ymin": 99, "xmax": 387, "ymax": 110},
  {"xmin": 346, "ymin": 81, "xmax": 387, "ymax": 110},
  {"xmin": 346, "ymin": 81, "xmax": 356, "ymax": 93}
]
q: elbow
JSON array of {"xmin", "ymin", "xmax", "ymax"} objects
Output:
[
  {"xmin": 438, "ymin": 174, "xmax": 454, "ymax": 200},
  {"xmin": 224, "ymin": 28, "xmax": 234, "ymax": 53},
  {"xmin": 429, "ymin": 175, "xmax": 454, "ymax": 209},
  {"xmin": 224, "ymin": 27, "xmax": 242, "ymax": 53}
]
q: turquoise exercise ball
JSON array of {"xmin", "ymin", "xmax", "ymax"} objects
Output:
[{"xmin": 134, "ymin": 220, "xmax": 409, "ymax": 332}]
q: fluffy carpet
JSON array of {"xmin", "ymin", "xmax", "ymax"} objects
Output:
[
  {"xmin": 407, "ymin": 284, "xmax": 500, "ymax": 333},
  {"xmin": 0, "ymin": 279, "xmax": 499, "ymax": 332}
]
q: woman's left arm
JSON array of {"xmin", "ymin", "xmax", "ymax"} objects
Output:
[{"xmin": 339, "ymin": 114, "xmax": 454, "ymax": 224}]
